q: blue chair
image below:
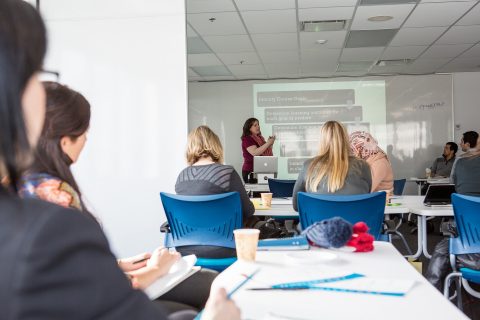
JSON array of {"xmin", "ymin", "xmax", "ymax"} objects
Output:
[
  {"xmin": 393, "ymin": 179, "xmax": 406, "ymax": 196},
  {"xmin": 268, "ymin": 179, "xmax": 296, "ymax": 197},
  {"xmin": 159, "ymin": 192, "xmax": 241, "ymax": 271},
  {"xmin": 444, "ymin": 193, "xmax": 480, "ymax": 309},
  {"xmin": 297, "ymin": 192, "xmax": 386, "ymax": 240}
]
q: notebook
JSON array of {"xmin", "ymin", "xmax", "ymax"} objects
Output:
[
  {"xmin": 144, "ymin": 254, "xmax": 200, "ymax": 300},
  {"xmin": 257, "ymin": 236, "xmax": 310, "ymax": 251},
  {"xmin": 423, "ymin": 184, "xmax": 456, "ymax": 207}
]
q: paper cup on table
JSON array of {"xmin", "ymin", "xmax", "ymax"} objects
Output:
[
  {"xmin": 234, "ymin": 229, "xmax": 260, "ymax": 262},
  {"xmin": 260, "ymin": 193, "xmax": 273, "ymax": 207}
]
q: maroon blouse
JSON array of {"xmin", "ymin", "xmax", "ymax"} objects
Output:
[{"xmin": 241, "ymin": 135, "xmax": 258, "ymax": 172}]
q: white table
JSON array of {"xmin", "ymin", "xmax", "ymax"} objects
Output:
[
  {"xmin": 212, "ymin": 242, "xmax": 467, "ymax": 320},
  {"xmin": 254, "ymin": 196, "xmax": 411, "ymax": 217},
  {"xmin": 254, "ymin": 196, "xmax": 453, "ymax": 260},
  {"xmin": 245, "ymin": 183, "xmax": 270, "ymax": 194}
]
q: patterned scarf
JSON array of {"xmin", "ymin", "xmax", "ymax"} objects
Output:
[
  {"xmin": 349, "ymin": 131, "xmax": 384, "ymax": 160},
  {"xmin": 251, "ymin": 134, "xmax": 273, "ymax": 156}
]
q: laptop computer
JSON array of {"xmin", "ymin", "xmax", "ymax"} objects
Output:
[
  {"xmin": 253, "ymin": 156, "xmax": 278, "ymax": 173},
  {"xmin": 423, "ymin": 184, "xmax": 456, "ymax": 207}
]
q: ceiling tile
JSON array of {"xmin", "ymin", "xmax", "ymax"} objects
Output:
[
  {"xmin": 186, "ymin": 24, "xmax": 197, "ymax": 38},
  {"xmin": 337, "ymin": 61, "xmax": 373, "ymax": 71},
  {"xmin": 340, "ymin": 47, "xmax": 385, "ymax": 61},
  {"xmin": 217, "ymin": 52, "xmax": 261, "ymax": 65},
  {"xmin": 301, "ymin": 61, "xmax": 338, "ymax": 73},
  {"xmin": 191, "ymin": 66, "xmax": 232, "ymax": 77},
  {"xmin": 201, "ymin": 76, "xmax": 237, "ymax": 81},
  {"xmin": 442, "ymin": 57, "xmax": 480, "ymax": 69},
  {"xmin": 390, "ymin": 27, "xmax": 447, "ymax": 46},
  {"xmin": 459, "ymin": 44, "xmax": 480, "ymax": 58},
  {"xmin": 203, "ymin": 35, "xmax": 254, "ymax": 53},
  {"xmin": 362, "ymin": 0, "xmax": 419, "ymax": 4},
  {"xmin": 188, "ymin": 77, "xmax": 204, "ymax": 82},
  {"xmin": 188, "ymin": 53, "xmax": 222, "ymax": 66},
  {"xmin": 264, "ymin": 63, "xmax": 300, "ymax": 76},
  {"xmin": 187, "ymin": 12, "xmax": 246, "ymax": 36},
  {"xmin": 301, "ymin": 49, "xmax": 342, "ymax": 63},
  {"xmin": 298, "ymin": 7, "xmax": 355, "ymax": 21},
  {"xmin": 298, "ymin": 0, "xmax": 357, "ymax": 8},
  {"xmin": 227, "ymin": 64, "xmax": 266, "ymax": 75},
  {"xmin": 234, "ymin": 0, "xmax": 295, "ymax": 11},
  {"xmin": 258, "ymin": 51, "xmax": 299, "ymax": 64},
  {"xmin": 345, "ymin": 29, "xmax": 398, "ymax": 48},
  {"xmin": 334, "ymin": 71, "xmax": 368, "ymax": 76},
  {"xmin": 436, "ymin": 25, "xmax": 480, "ymax": 45},
  {"xmin": 241, "ymin": 9, "xmax": 297, "ymax": 34},
  {"xmin": 456, "ymin": 3, "xmax": 480, "ymax": 26},
  {"xmin": 351, "ymin": 4, "xmax": 415, "ymax": 31},
  {"xmin": 236, "ymin": 74, "xmax": 268, "ymax": 79},
  {"xmin": 404, "ymin": 2, "xmax": 476, "ymax": 27},
  {"xmin": 420, "ymin": 44, "xmax": 473, "ymax": 58},
  {"xmin": 251, "ymin": 33, "xmax": 298, "ymax": 51},
  {"xmin": 405, "ymin": 58, "xmax": 450, "ymax": 71},
  {"xmin": 381, "ymin": 45, "xmax": 427, "ymax": 59},
  {"xmin": 186, "ymin": 0, "xmax": 236, "ymax": 13},
  {"xmin": 300, "ymin": 31, "xmax": 347, "ymax": 50},
  {"xmin": 369, "ymin": 65, "xmax": 406, "ymax": 74},
  {"xmin": 187, "ymin": 37, "xmax": 212, "ymax": 54}
]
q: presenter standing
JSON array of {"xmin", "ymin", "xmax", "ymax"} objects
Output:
[{"xmin": 241, "ymin": 118, "xmax": 275, "ymax": 183}]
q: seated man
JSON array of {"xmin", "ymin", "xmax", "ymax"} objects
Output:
[
  {"xmin": 451, "ymin": 131, "xmax": 480, "ymax": 196},
  {"xmin": 420, "ymin": 142, "xmax": 458, "ymax": 195},
  {"xmin": 431, "ymin": 142, "xmax": 458, "ymax": 177}
]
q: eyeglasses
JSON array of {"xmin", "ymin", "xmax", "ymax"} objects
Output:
[{"xmin": 39, "ymin": 69, "xmax": 60, "ymax": 82}]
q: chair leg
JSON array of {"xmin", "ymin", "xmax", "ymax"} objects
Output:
[
  {"xmin": 462, "ymin": 279, "xmax": 480, "ymax": 299},
  {"xmin": 456, "ymin": 277, "xmax": 463, "ymax": 310},
  {"xmin": 393, "ymin": 231, "xmax": 413, "ymax": 256},
  {"xmin": 444, "ymin": 272, "xmax": 462, "ymax": 300}
]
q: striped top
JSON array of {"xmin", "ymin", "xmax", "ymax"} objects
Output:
[{"xmin": 175, "ymin": 163, "xmax": 255, "ymax": 221}]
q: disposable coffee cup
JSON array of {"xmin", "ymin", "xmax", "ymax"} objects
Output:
[
  {"xmin": 234, "ymin": 229, "xmax": 260, "ymax": 262},
  {"xmin": 260, "ymin": 192, "xmax": 273, "ymax": 207},
  {"xmin": 425, "ymin": 168, "xmax": 432, "ymax": 179}
]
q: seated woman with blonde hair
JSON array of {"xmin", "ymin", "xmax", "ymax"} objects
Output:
[
  {"xmin": 292, "ymin": 121, "xmax": 372, "ymax": 211},
  {"xmin": 175, "ymin": 126, "xmax": 260, "ymax": 257},
  {"xmin": 349, "ymin": 131, "xmax": 394, "ymax": 193}
]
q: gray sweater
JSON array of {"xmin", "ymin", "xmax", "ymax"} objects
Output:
[
  {"xmin": 292, "ymin": 156, "xmax": 372, "ymax": 211},
  {"xmin": 175, "ymin": 163, "xmax": 255, "ymax": 222},
  {"xmin": 451, "ymin": 155, "xmax": 480, "ymax": 196}
]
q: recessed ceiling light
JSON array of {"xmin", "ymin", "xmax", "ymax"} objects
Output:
[
  {"xmin": 367, "ymin": 16, "xmax": 393, "ymax": 22},
  {"xmin": 315, "ymin": 39, "xmax": 328, "ymax": 45}
]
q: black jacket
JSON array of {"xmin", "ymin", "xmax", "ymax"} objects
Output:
[{"xmin": 0, "ymin": 192, "xmax": 166, "ymax": 319}]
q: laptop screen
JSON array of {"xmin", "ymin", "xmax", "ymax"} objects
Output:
[{"xmin": 424, "ymin": 184, "xmax": 456, "ymax": 204}]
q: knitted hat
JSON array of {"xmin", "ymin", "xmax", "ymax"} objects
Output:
[{"xmin": 301, "ymin": 217, "xmax": 353, "ymax": 248}]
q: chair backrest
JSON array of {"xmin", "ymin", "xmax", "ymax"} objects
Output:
[
  {"xmin": 160, "ymin": 192, "xmax": 242, "ymax": 249},
  {"xmin": 268, "ymin": 179, "xmax": 296, "ymax": 197},
  {"xmin": 451, "ymin": 193, "xmax": 480, "ymax": 255},
  {"xmin": 393, "ymin": 179, "xmax": 406, "ymax": 196},
  {"xmin": 297, "ymin": 192, "xmax": 386, "ymax": 240}
]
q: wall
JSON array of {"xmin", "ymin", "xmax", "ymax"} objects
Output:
[
  {"xmin": 188, "ymin": 75, "xmax": 459, "ymax": 194},
  {"xmin": 42, "ymin": 0, "xmax": 188, "ymax": 257},
  {"xmin": 453, "ymin": 72, "xmax": 480, "ymax": 142}
]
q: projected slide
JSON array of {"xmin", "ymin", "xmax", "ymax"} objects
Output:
[{"xmin": 254, "ymin": 81, "xmax": 386, "ymax": 179}]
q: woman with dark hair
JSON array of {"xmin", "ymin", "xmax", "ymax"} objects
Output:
[
  {"xmin": 0, "ymin": 1, "xmax": 239, "ymax": 319},
  {"xmin": 241, "ymin": 117, "xmax": 275, "ymax": 183}
]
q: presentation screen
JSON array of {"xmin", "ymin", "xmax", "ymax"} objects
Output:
[{"xmin": 254, "ymin": 81, "xmax": 387, "ymax": 179}]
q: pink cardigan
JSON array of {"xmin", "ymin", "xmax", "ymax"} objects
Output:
[{"xmin": 366, "ymin": 153, "xmax": 394, "ymax": 193}]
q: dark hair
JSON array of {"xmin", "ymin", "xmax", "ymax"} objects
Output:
[
  {"xmin": 462, "ymin": 131, "xmax": 479, "ymax": 148},
  {"xmin": 0, "ymin": 1, "xmax": 47, "ymax": 191},
  {"xmin": 31, "ymin": 82, "xmax": 91, "ymax": 211},
  {"xmin": 241, "ymin": 117, "xmax": 259, "ymax": 138},
  {"xmin": 446, "ymin": 142, "xmax": 458, "ymax": 154}
]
